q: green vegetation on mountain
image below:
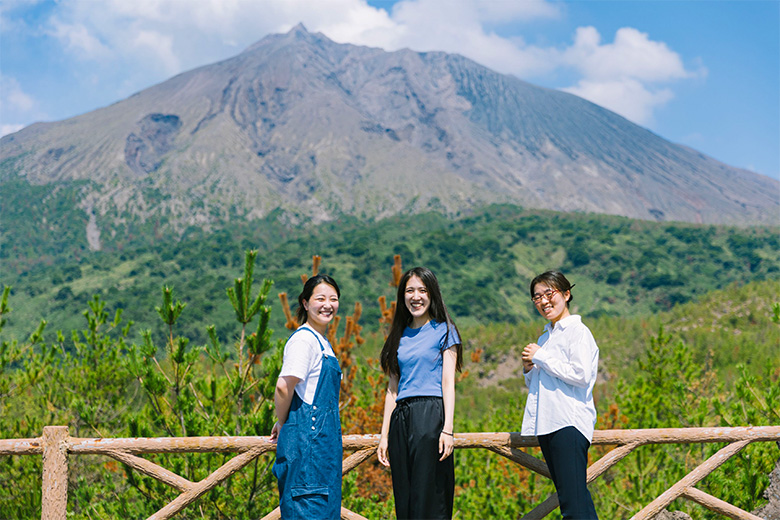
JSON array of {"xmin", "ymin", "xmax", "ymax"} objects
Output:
[
  {"xmin": 1, "ymin": 206, "xmax": 778, "ymax": 518},
  {"xmin": 0, "ymin": 178, "xmax": 97, "ymax": 261},
  {"xmin": 2, "ymin": 204, "xmax": 778, "ymax": 347}
]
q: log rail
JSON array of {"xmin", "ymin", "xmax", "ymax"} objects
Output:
[{"xmin": 2, "ymin": 426, "xmax": 778, "ymax": 520}]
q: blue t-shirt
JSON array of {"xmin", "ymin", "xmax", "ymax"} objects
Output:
[{"xmin": 396, "ymin": 320, "xmax": 460, "ymax": 401}]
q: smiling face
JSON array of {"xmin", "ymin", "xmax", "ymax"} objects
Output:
[
  {"xmin": 532, "ymin": 282, "xmax": 571, "ymax": 325},
  {"xmin": 404, "ymin": 275, "xmax": 431, "ymax": 328},
  {"xmin": 303, "ymin": 282, "xmax": 339, "ymax": 335}
]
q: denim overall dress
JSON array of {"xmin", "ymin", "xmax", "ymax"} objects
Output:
[{"xmin": 273, "ymin": 328, "xmax": 343, "ymax": 519}]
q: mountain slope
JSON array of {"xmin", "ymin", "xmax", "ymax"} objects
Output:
[
  {"xmin": 1, "ymin": 24, "xmax": 777, "ymax": 253},
  {"xmin": 3, "ymin": 203, "xmax": 778, "ymax": 345}
]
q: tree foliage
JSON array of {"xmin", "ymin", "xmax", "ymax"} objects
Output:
[{"xmin": 0, "ymin": 246, "xmax": 778, "ymax": 519}]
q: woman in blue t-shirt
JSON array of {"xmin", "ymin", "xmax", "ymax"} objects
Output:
[{"xmin": 377, "ymin": 266, "xmax": 463, "ymax": 520}]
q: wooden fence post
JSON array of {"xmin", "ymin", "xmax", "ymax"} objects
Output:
[{"xmin": 41, "ymin": 426, "xmax": 68, "ymax": 520}]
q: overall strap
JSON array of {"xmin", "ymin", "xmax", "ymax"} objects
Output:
[{"xmin": 290, "ymin": 326, "xmax": 328, "ymax": 354}]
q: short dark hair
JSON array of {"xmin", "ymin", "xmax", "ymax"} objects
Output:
[
  {"xmin": 530, "ymin": 270, "xmax": 574, "ymax": 307},
  {"xmin": 296, "ymin": 274, "xmax": 340, "ymax": 324}
]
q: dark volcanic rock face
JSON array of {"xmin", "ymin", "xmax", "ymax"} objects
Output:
[{"xmin": 125, "ymin": 114, "xmax": 182, "ymax": 176}]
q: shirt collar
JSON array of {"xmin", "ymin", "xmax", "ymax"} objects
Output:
[{"xmin": 545, "ymin": 314, "xmax": 581, "ymax": 333}]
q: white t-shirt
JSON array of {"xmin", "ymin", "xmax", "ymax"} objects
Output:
[
  {"xmin": 521, "ymin": 314, "xmax": 599, "ymax": 442},
  {"xmin": 279, "ymin": 324, "xmax": 337, "ymax": 404}
]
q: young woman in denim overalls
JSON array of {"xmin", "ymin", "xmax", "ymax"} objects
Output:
[{"xmin": 271, "ymin": 275, "xmax": 342, "ymax": 519}]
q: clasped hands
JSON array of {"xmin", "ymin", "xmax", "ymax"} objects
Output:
[{"xmin": 521, "ymin": 343, "xmax": 540, "ymax": 372}]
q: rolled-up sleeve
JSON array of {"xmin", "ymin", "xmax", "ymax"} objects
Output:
[
  {"xmin": 532, "ymin": 328, "xmax": 595, "ymax": 388},
  {"xmin": 279, "ymin": 336, "xmax": 317, "ymax": 380}
]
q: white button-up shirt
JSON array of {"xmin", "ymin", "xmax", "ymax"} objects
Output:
[{"xmin": 521, "ymin": 314, "xmax": 599, "ymax": 442}]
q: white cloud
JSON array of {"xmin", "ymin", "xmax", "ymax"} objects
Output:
[
  {"xmin": 131, "ymin": 30, "xmax": 180, "ymax": 75},
  {"xmin": 6, "ymin": 84, "xmax": 35, "ymax": 112},
  {"xmin": 474, "ymin": 0, "xmax": 561, "ymax": 22},
  {"xmin": 389, "ymin": 0, "xmax": 560, "ymax": 27},
  {"xmin": 563, "ymin": 78, "xmax": 674, "ymax": 125},
  {"xmin": 565, "ymin": 26, "xmax": 690, "ymax": 82},
  {"xmin": 550, "ymin": 26, "xmax": 697, "ymax": 125},
  {"xmin": 1, "ymin": 76, "xmax": 36, "ymax": 115},
  {"xmin": 319, "ymin": 0, "xmax": 564, "ymax": 80},
  {"xmin": 0, "ymin": 75, "xmax": 44, "ymax": 136},
  {"xmin": 38, "ymin": 0, "xmax": 390, "ymax": 79},
  {"xmin": 48, "ymin": 20, "xmax": 110, "ymax": 59},
  {"xmin": 1, "ymin": 124, "xmax": 25, "ymax": 137},
  {"xmin": 38, "ymin": 0, "xmax": 564, "ymax": 79}
]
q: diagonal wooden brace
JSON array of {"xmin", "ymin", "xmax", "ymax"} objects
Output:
[
  {"xmin": 682, "ymin": 487, "xmax": 763, "ymax": 520},
  {"xmin": 520, "ymin": 441, "xmax": 642, "ymax": 520},
  {"xmin": 106, "ymin": 449, "xmax": 194, "ymax": 492},
  {"xmin": 631, "ymin": 439, "xmax": 752, "ymax": 520},
  {"xmin": 342, "ymin": 448, "xmax": 376, "ymax": 475},
  {"xmin": 487, "ymin": 445, "xmax": 552, "ymax": 478},
  {"xmin": 146, "ymin": 444, "xmax": 271, "ymax": 520}
]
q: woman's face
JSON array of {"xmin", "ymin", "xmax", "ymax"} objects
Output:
[
  {"xmin": 404, "ymin": 275, "xmax": 431, "ymax": 327},
  {"xmin": 532, "ymin": 282, "xmax": 570, "ymax": 325},
  {"xmin": 304, "ymin": 282, "xmax": 339, "ymax": 332}
]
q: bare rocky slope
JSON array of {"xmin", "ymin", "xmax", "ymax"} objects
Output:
[{"xmin": 1, "ymin": 24, "xmax": 778, "ymax": 247}]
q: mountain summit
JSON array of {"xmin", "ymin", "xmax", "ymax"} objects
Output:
[{"xmin": 2, "ymin": 25, "xmax": 777, "ymax": 242}]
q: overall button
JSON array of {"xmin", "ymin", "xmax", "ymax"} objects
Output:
[
  {"xmin": 311, "ymin": 426, "xmax": 315, "ymax": 430},
  {"xmin": 312, "ymin": 417, "xmax": 316, "ymax": 421}
]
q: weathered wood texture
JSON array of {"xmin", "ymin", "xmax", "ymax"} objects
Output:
[
  {"xmin": 148, "ymin": 444, "xmax": 271, "ymax": 520},
  {"xmin": 41, "ymin": 426, "xmax": 68, "ymax": 520},
  {"xmin": 518, "ymin": 441, "xmax": 643, "ymax": 520},
  {"xmin": 682, "ymin": 487, "xmax": 764, "ymax": 520},
  {"xmin": 630, "ymin": 439, "xmax": 757, "ymax": 520},
  {"xmin": 1, "ymin": 426, "xmax": 777, "ymax": 520},
  {"xmin": 5, "ymin": 426, "xmax": 779, "ymax": 456}
]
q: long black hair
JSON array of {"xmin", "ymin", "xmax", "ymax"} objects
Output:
[
  {"xmin": 380, "ymin": 267, "xmax": 463, "ymax": 378},
  {"xmin": 296, "ymin": 274, "xmax": 341, "ymax": 324}
]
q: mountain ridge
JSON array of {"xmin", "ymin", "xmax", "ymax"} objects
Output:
[{"xmin": 1, "ymin": 24, "xmax": 777, "ymax": 249}]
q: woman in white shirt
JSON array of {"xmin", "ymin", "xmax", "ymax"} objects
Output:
[
  {"xmin": 271, "ymin": 274, "xmax": 342, "ymax": 519},
  {"xmin": 521, "ymin": 271, "xmax": 599, "ymax": 520}
]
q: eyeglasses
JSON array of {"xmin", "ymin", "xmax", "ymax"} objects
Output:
[{"xmin": 531, "ymin": 289, "xmax": 558, "ymax": 304}]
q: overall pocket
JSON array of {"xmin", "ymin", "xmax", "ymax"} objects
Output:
[{"xmin": 291, "ymin": 486, "xmax": 330, "ymax": 519}]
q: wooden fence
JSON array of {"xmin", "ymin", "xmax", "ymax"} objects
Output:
[{"xmin": 2, "ymin": 425, "xmax": 778, "ymax": 520}]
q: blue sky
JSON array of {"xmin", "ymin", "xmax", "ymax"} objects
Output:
[{"xmin": 1, "ymin": 0, "xmax": 778, "ymax": 180}]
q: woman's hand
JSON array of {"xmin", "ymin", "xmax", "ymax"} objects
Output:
[
  {"xmin": 377, "ymin": 436, "xmax": 390, "ymax": 467},
  {"xmin": 377, "ymin": 376, "xmax": 398, "ymax": 468},
  {"xmin": 438, "ymin": 431, "xmax": 454, "ymax": 461},
  {"xmin": 270, "ymin": 421, "xmax": 281, "ymax": 442},
  {"xmin": 522, "ymin": 343, "xmax": 540, "ymax": 371},
  {"xmin": 274, "ymin": 376, "xmax": 300, "ymax": 433}
]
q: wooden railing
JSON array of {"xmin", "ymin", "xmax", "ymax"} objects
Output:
[{"xmin": 2, "ymin": 426, "xmax": 778, "ymax": 520}]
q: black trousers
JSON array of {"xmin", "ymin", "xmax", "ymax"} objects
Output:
[
  {"xmin": 388, "ymin": 396, "xmax": 454, "ymax": 520},
  {"xmin": 537, "ymin": 426, "xmax": 598, "ymax": 520}
]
